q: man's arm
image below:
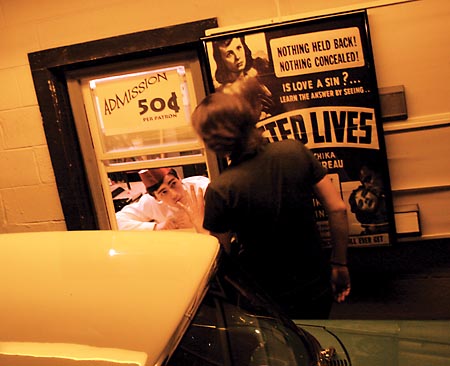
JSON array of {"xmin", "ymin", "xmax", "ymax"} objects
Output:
[
  {"xmin": 313, "ymin": 175, "xmax": 351, "ymax": 302},
  {"xmin": 115, "ymin": 194, "xmax": 172, "ymax": 231},
  {"xmin": 115, "ymin": 199, "xmax": 157, "ymax": 230}
]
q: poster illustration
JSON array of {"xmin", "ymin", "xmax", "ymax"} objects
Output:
[{"xmin": 203, "ymin": 11, "xmax": 396, "ymax": 247}]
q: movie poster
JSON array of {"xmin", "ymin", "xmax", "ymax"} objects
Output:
[{"xmin": 203, "ymin": 11, "xmax": 396, "ymax": 247}]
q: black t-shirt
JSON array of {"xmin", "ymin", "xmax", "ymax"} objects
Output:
[{"xmin": 204, "ymin": 140, "xmax": 329, "ymax": 295}]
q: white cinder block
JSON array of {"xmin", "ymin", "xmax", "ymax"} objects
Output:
[
  {"xmin": 2, "ymin": 184, "xmax": 64, "ymax": 223},
  {"xmin": 0, "ymin": 149, "xmax": 40, "ymax": 188},
  {"xmin": 0, "ymin": 106, "xmax": 46, "ymax": 149},
  {"xmin": 34, "ymin": 146, "xmax": 56, "ymax": 184},
  {"xmin": 0, "ymin": 25, "xmax": 40, "ymax": 69},
  {"xmin": 16, "ymin": 65, "xmax": 39, "ymax": 106},
  {"xmin": 0, "ymin": 68, "xmax": 21, "ymax": 110}
]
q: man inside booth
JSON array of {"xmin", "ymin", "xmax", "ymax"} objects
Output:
[{"xmin": 115, "ymin": 167, "xmax": 209, "ymax": 233}]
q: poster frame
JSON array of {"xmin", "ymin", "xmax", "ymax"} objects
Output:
[{"xmin": 201, "ymin": 10, "xmax": 397, "ymax": 248}]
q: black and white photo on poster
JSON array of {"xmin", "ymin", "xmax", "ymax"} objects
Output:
[{"xmin": 203, "ymin": 10, "xmax": 396, "ymax": 247}]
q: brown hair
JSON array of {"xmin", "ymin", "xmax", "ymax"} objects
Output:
[
  {"xmin": 212, "ymin": 36, "xmax": 254, "ymax": 84},
  {"xmin": 191, "ymin": 91, "xmax": 264, "ymax": 161}
]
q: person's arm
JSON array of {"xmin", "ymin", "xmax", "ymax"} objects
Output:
[
  {"xmin": 115, "ymin": 198, "xmax": 157, "ymax": 231},
  {"xmin": 313, "ymin": 175, "xmax": 351, "ymax": 302},
  {"xmin": 116, "ymin": 194, "xmax": 178, "ymax": 231},
  {"xmin": 193, "ymin": 183, "xmax": 235, "ymax": 252}
]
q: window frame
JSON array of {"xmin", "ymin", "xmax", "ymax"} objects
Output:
[{"xmin": 28, "ymin": 18, "xmax": 218, "ymax": 230}]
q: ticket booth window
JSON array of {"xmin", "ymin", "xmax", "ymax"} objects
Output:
[{"xmin": 67, "ymin": 50, "xmax": 218, "ymax": 229}]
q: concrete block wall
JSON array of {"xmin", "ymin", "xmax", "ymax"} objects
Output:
[
  {"xmin": 0, "ymin": 36, "xmax": 66, "ymax": 231},
  {"xmin": 0, "ymin": 0, "xmax": 449, "ymax": 233}
]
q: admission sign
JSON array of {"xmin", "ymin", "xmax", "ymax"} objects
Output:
[{"xmin": 89, "ymin": 66, "xmax": 190, "ymax": 136}]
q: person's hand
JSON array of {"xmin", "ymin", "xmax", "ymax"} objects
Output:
[
  {"xmin": 171, "ymin": 212, "xmax": 192, "ymax": 229},
  {"xmin": 154, "ymin": 216, "xmax": 179, "ymax": 230},
  {"xmin": 176, "ymin": 185, "xmax": 207, "ymax": 234},
  {"xmin": 330, "ymin": 266, "xmax": 351, "ymax": 303}
]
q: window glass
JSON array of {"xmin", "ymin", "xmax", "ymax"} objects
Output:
[
  {"xmin": 109, "ymin": 163, "xmax": 207, "ymax": 213},
  {"xmin": 85, "ymin": 62, "xmax": 203, "ymax": 156}
]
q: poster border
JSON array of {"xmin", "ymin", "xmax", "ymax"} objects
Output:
[{"xmin": 201, "ymin": 10, "xmax": 397, "ymax": 247}]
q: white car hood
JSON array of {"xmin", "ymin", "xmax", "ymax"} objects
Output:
[{"xmin": 0, "ymin": 230, "xmax": 220, "ymax": 366}]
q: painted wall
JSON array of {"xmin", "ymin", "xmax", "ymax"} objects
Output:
[{"xmin": 0, "ymin": 0, "xmax": 449, "ymax": 233}]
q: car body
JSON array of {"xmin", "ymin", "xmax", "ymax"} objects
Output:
[{"xmin": 0, "ymin": 230, "xmax": 349, "ymax": 366}]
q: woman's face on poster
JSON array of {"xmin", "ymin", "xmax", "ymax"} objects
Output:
[{"xmin": 218, "ymin": 38, "xmax": 246, "ymax": 74}]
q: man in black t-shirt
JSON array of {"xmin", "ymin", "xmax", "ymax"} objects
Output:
[{"xmin": 191, "ymin": 91, "xmax": 351, "ymax": 319}]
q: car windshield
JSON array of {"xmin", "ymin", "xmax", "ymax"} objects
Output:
[{"xmin": 168, "ymin": 253, "xmax": 319, "ymax": 366}]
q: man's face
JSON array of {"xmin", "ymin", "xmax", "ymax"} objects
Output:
[
  {"xmin": 153, "ymin": 174, "xmax": 186, "ymax": 207},
  {"xmin": 219, "ymin": 38, "xmax": 246, "ymax": 74},
  {"xmin": 354, "ymin": 188, "xmax": 378, "ymax": 213}
]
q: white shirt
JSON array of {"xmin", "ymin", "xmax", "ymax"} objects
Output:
[{"xmin": 115, "ymin": 176, "xmax": 210, "ymax": 231}]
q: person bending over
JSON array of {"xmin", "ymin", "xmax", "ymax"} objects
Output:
[{"xmin": 116, "ymin": 168, "xmax": 209, "ymax": 233}]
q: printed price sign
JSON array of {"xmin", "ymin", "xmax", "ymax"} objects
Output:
[{"xmin": 90, "ymin": 66, "xmax": 190, "ymax": 136}]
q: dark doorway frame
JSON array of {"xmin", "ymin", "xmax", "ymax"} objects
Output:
[{"xmin": 28, "ymin": 18, "xmax": 218, "ymax": 230}]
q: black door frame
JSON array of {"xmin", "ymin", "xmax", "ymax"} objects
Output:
[{"xmin": 28, "ymin": 18, "xmax": 218, "ymax": 230}]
